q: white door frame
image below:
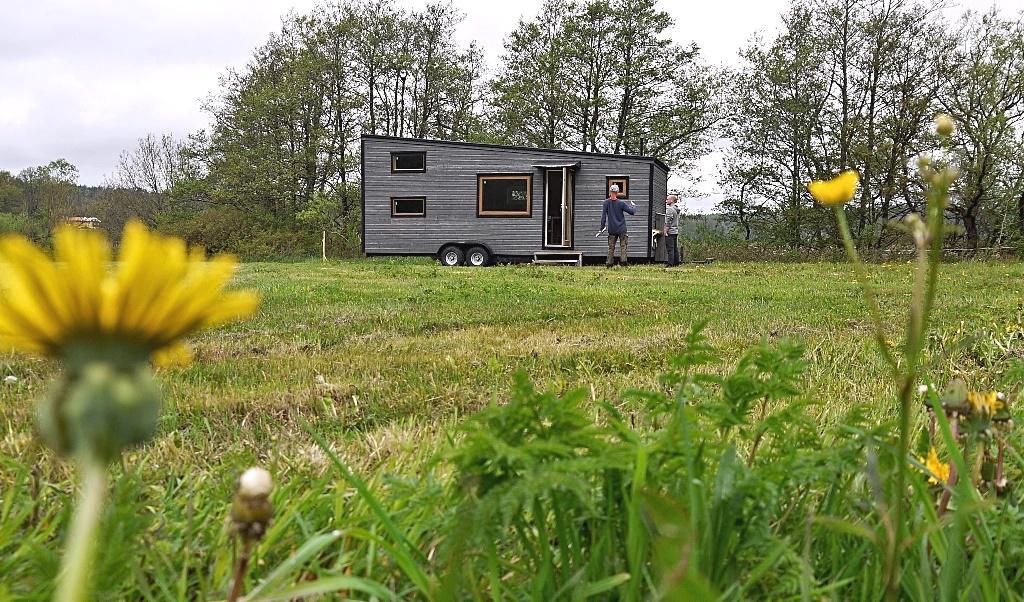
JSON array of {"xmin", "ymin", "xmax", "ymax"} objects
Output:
[{"xmin": 543, "ymin": 168, "xmax": 573, "ymax": 248}]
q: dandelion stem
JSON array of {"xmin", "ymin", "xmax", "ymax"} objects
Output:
[
  {"xmin": 938, "ymin": 419, "xmax": 960, "ymax": 515},
  {"xmin": 833, "ymin": 207, "xmax": 899, "ymax": 374},
  {"xmin": 833, "ymin": 205, "xmax": 915, "ymax": 601},
  {"xmin": 55, "ymin": 459, "xmax": 107, "ymax": 602},
  {"xmin": 228, "ymin": 538, "xmax": 255, "ymax": 602}
]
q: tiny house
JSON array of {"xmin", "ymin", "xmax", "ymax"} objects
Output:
[{"xmin": 361, "ymin": 135, "xmax": 670, "ymax": 266}]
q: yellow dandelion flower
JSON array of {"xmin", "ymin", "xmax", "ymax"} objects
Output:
[
  {"xmin": 807, "ymin": 170, "xmax": 860, "ymax": 207},
  {"xmin": 919, "ymin": 447, "xmax": 950, "ymax": 485},
  {"xmin": 967, "ymin": 390, "xmax": 1003, "ymax": 416},
  {"xmin": 0, "ymin": 220, "xmax": 258, "ymax": 365}
]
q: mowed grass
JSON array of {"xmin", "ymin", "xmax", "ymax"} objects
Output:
[
  {"xmin": 1, "ymin": 258, "xmax": 1022, "ymax": 597},
  {"xmin": 3, "ymin": 258, "xmax": 1023, "ymax": 472}
]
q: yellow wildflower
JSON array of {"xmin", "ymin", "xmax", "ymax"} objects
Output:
[
  {"xmin": 967, "ymin": 390, "xmax": 1003, "ymax": 416},
  {"xmin": 920, "ymin": 447, "xmax": 950, "ymax": 485},
  {"xmin": 0, "ymin": 221, "xmax": 258, "ymax": 365},
  {"xmin": 807, "ymin": 170, "xmax": 860, "ymax": 207}
]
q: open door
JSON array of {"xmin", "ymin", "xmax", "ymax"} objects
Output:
[{"xmin": 544, "ymin": 168, "xmax": 573, "ymax": 247}]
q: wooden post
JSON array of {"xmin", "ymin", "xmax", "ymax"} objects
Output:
[{"xmin": 322, "ymin": 230, "xmax": 327, "ymax": 263}]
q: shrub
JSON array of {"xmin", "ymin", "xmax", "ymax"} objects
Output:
[{"xmin": 155, "ymin": 207, "xmax": 360, "ymax": 260}]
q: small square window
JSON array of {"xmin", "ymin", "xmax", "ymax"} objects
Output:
[
  {"xmin": 478, "ymin": 174, "xmax": 532, "ymax": 217},
  {"xmin": 606, "ymin": 176, "xmax": 629, "ymax": 199},
  {"xmin": 391, "ymin": 196, "xmax": 425, "ymax": 217},
  {"xmin": 391, "ymin": 152, "xmax": 426, "ymax": 172}
]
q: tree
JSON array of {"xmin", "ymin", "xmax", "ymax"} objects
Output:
[
  {"xmin": 115, "ymin": 133, "xmax": 192, "ymax": 194},
  {"xmin": 18, "ymin": 159, "xmax": 79, "ymax": 231},
  {"xmin": 729, "ymin": 3, "xmax": 831, "ymax": 247},
  {"xmin": 939, "ymin": 10, "xmax": 1024, "ymax": 249},
  {"xmin": 488, "ymin": 0, "xmax": 725, "ymax": 173},
  {"xmin": 489, "ymin": 0, "xmax": 573, "ymax": 148}
]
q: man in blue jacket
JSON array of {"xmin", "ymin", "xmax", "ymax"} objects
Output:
[{"xmin": 600, "ymin": 183, "xmax": 636, "ymax": 267}]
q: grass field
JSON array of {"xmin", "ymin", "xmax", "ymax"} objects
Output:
[{"xmin": 2, "ymin": 258, "xmax": 1023, "ymax": 598}]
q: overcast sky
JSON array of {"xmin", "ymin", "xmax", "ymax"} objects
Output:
[{"xmin": 2, "ymin": 0, "xmax": 1021, "ymax": 211}]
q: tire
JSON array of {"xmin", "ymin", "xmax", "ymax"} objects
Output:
[
  {"xmin": 439, "ymin": 245, "xmax": 465, "ymax": 266},
  {"xmin": 466, "ymin": 246, "xmax": 490, "ymax": 267}
]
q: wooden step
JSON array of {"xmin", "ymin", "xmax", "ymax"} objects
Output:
[{"xmin": 532, "ymin": 250, "xmax": 583, "ymax": 266}]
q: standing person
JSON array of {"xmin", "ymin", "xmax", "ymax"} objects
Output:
[
  {"xmin": 663, "ymin": 195, "xmax": 681, "ymax": 267},
  {"xmin": 600, "ymin": 184, "xmax": 636, "ymax": 267}
]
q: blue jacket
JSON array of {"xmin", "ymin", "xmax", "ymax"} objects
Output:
[{"xmin": 600, "ymin": 198, "xmax": 636, "ymax": 235}]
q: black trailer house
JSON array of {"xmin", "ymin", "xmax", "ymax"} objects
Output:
[{"xmin": 361, "ymin": 135, "xmax": 670, "ymax": 266}]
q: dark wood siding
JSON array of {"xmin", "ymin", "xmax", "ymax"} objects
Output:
[
  {"xmin": 652, "ymin": 164, "xmax": 669, "ymax": 261},
  {"xmin": 362, "ymin": 136, "xmax": 664, "ymax": 259}
]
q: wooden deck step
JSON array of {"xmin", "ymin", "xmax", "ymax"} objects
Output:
[{"xmin": 532, "ymin": 250, "xmax": 583, "ymax": 266}]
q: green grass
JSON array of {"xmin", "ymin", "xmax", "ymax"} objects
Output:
[{"xmin": 2, "ymin": 258, "xmax": 1023, "ymax": 599}]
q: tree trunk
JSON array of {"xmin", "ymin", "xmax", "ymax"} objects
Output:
[
  {"xmin": 1018, "ymin": 191, "xmax": 1024, "ymax": 238},
  {"xmin": 963, "ymin": 213, "xmax": 979, "ymax": 250}
]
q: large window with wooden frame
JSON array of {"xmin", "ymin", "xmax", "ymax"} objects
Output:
[
  {"xmin": 606, "ymin": 176, "xmax": 629, "ymax": 199},
  {"xmin": 391, "ymin": 196, "xmax": 426, "ymax": 217},
  {"xmin": 391, "ymin": 152, "xmax": 426, "ymax": 173},
  {"xmin": 477, "ymin": 174, "xmax": 532, "ymax": 217}
]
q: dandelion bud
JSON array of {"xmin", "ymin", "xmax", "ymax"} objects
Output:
[
  {"xmin": 904, "ymin": 213, "xmax": 929, "ymax": 249},
  {"xmin": 231, "ymin": 467, "xmax": 274, "ymax": 541},
  {"xmin": 36, "ymin": 361, "xmax": 161, "ymax": 463},
  {"xmin": 916, "ymin": 155, "xmax": 933, "ymax": 178},
  {"xmin": 935, "ymin": 113, "xmax": 955, "ymax": 137}
]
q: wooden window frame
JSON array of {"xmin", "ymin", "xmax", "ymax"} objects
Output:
[
  {"xmin": 391, "ymin": 152, "xmax": 426, "ymax": 173},
  {"xmin": 477, "ymin": 173, "xmax": 533, "ymax": 217},
  {"xmin": 606, "ymin": 175, "xmax": 630, "ymax": 199},
  {"xmin": 391, "ymin": 196, "xmax": 426, "ymax": 217}
]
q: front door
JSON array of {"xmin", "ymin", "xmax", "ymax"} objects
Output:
[{"xmin": 544, "ymin": 168, "xmax": 573, "ymax": 247}]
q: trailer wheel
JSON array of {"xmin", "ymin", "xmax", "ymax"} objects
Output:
[
  {"xmin": 466, "ymin": 246, "xmax": 490, "ymax": 267},
  {"xmin": 439, "ymin": 245, "xmax": 465, "ymax": 266}
]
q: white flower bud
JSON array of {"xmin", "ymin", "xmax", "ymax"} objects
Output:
[
  {"xmin": 3, "ymin": 375, "xmax": 16, "ymax": 384},
  {"xmin": 238, "ymin": 467, "xmax": 273, "ymax": 498},
  {"xmin": 917, "ymin": 384, "xmax": 929, "ymax": 395}
]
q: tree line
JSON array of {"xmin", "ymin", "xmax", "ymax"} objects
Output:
[
  {"xmin": 1, "ymin": 0, "xmax": 1021, "ymax": 256},
  {"xmin": 718, "ymin": 0, "xmax": 1024, "ymax": 251}
]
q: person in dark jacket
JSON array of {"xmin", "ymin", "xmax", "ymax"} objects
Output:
[{"xmin": 600, "ymin": 184, "xmax": 636, "ymax": 267}]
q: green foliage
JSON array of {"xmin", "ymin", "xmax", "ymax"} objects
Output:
[
  {"xmin": 720, "ymin": 1, "xmax": 1024, "ymax": 252},
  {"xmin": 155, "ymin": 206, "xmax": 359, "ymax": 259},
  {"xmin": 0, "ymin": 211, "xmax": 46, "ymax": 239},
  {"xmin": 489, "ymin": 0, "xmax": 725, "ymax": 166}
]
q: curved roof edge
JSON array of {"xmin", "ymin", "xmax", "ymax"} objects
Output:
[{"xmin": 362, "ymin": 134, "xmax": 670, "ymax": 173}]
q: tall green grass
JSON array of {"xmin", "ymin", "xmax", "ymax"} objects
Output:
[{"xmin": 2, "ymin": 260, "xmax": 1023, "ymax": 599}]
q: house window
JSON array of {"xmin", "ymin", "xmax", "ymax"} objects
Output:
[
  {"xmin": 606, "ymin": 176, "xmax": 629, "ymax": 199},
  {"xmin": 478, "ymin": 174, "xmax": 532, "ymax": 217},
  {"xmin": 391, "ymin": 152, "xmax": 426, "ymax": 172},
  {"xmin": 391, "ymin": 197, "xmax": 426, "ymax": 217}
]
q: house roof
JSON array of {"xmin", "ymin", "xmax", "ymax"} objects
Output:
[{"xmin": 362, "ymin": 134, "xmax": 670, "ymax": 173}]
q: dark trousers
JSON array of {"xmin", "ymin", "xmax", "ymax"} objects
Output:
[
  {"xmin": 607, "ymin": 234, "xmax": 628, "ymax": 265},
  {"xmin": 666, "ymin": 234, "xmax": 680, "ymax": 266}
]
